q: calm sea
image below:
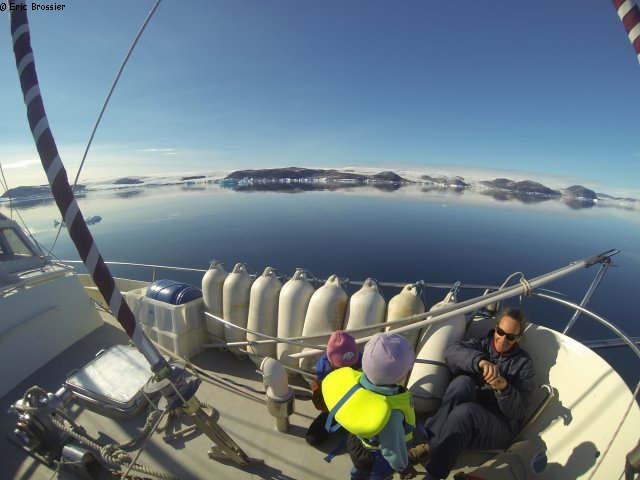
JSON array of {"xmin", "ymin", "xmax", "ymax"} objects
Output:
[{"xmin": 4, "ymin": 183, "xmax": 640, "ymax": 387}]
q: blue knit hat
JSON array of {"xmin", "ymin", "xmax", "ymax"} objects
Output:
[{"xmin": 362, "ymin": 332, "xmax": 415, "ymax": 385}]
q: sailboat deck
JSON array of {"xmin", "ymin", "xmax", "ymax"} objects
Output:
[
  {"xmin": 1, "ymin": 312, "xmax": 358, "ymax": 480},
  {"xmin": 3, "ymin": 306, "xmax": 639, "ymax": 480}
]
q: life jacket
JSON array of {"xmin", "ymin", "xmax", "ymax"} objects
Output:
[{"xmin": 321, "ymin": 367, "xmax": 415, "ymax": 448}]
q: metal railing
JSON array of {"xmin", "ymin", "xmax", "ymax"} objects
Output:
[{"xmin": 60, "ymin": 250, "xmax": 639, "ymax": 363}]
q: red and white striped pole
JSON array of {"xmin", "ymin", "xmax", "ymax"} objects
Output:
[
  {"xmin": 613, "ymin": 0, "xmax": 640, "ymax": 63},
  {"xmin": 9, "ymin": 9, "xmax": 167, "ymax": 374}
]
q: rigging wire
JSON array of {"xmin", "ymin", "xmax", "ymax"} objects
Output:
[
  {"xmin": 0, "ymin": 162, "xmax": 13, "ymax": 219},
  {"xmin": 47, "ymin": 0, "xmax": 163, "ymax": 255},
  {"xmin": 0, "ymin": 162, "xmax": 47, "ymax": 257}
]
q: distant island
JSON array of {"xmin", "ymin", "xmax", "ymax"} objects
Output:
[
  {"xmin": 1, "ymin": 166, "xmax": 638, "ymax": 211},
  {"xmin": 219, "ymin": 167, "xmax": 638, "ymax": 210}
]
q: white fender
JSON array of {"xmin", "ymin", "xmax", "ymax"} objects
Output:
[
  {"xmin": 222, "ymin": 263, "xmax": 253, "ymax": 357},
  {"xmin": 299, "ymin": 275, "xmax": 348, "ymax": 373},
  {"xmin": 385, "ymin": 284, "xmax": 425, "ymax": 351},
  {"xmin": 407, "ymin": 291, "xmax": 466, "ymax": 413},
  {"xmin": 344, "ymin": 278, "xmax": 386, "ymax": 333},
  {"xmin": 277, "ymin": 269, "xmax": 315, "ymax": 372},
  {"xmin": 247, "ymin": 267, "xmax": 282, "ymax": 366},
  {"xmin": 202, "ymin": 260, "xmax": 228, "ymax": 340}
]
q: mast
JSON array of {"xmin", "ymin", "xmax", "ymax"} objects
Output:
[
  {"xmin": 9, "ymin": 9, "xmax": 166, "ymax": 374},
  {"xmin": 9, "ymin": 8, "xmax": 257, "ymax": 465},
  {"xmin": 612, "ymin": 0, "xmax": 640, "ymax": 63}
]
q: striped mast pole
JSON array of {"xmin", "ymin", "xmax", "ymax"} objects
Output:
[
  {"xmin": 612, "ymin": 0, "xmax": 640, "ymax": 63},
  {"xmin": 9, "ymin": 9, "xmax": 167, "ymax": 375},
  {"xmin": 9, "ymin": 9, "xmax": 257, "ymax": 465}
]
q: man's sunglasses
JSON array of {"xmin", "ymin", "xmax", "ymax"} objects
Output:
[{"xmin": 495, "ymin": 326, "xmax": 521, "ymax": 342}]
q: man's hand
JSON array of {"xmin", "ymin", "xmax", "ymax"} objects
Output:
[
  {"xmin": 479, "ymin": 359, "xmax": 507, "ymax": 392},
  {"xmin": 399, "ymin": 465, "xmax": 418, "ymax": 479},
  {"xmin": 407, "ymin": 443, "xmax": 430, "ymax": 465}
]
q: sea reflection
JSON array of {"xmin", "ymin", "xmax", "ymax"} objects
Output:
[
  {"xmin": 420, "ymin": 185, "xmax": 465, "ymax": 196},
  {"xmin": 371, "ymin": 183, "xmax": 402, "ymax": 192},
  {"xmin": 221, "ymin": 181, "xmax": 603, "ymax": 209},
  {"xmin": 480, "ymin": 189, "xmax": 554, "ymax": 205},
  {"xmin": 0, "ymin": 194, "xmax": 87, "ymax": 210},
  {"xmin": 114, "ymin": 189, "xmax": 144, "ymax": 199},
  {"xmin": 231, "ymin": 183, "xmax": 359, "ymax": 194},
  {"xmin": 563, "ymin": 198, "xmax": 596, "ymax": 210}
]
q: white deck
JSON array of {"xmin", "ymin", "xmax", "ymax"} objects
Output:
[
  {"xmin": 2, "ymin": 308, "xmax": 639, "ymax": 480},
  {"xmin": 1, "ymin": 311, "xmax": 357, "ymax": 480},
  {"xmin": 1, "ymin": 260, "xmax": 639, "ymax": 480}
]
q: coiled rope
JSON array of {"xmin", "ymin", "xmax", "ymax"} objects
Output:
[{"xmin": 20, "ymin": 386, "xmax": 176, "ymax": 480}]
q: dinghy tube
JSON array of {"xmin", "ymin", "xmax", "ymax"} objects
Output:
[
  {"xmin": 407, "ymin": 290, "xmax": 465, "ymax": 413},
  {"xmin": 299, "ymin": 275, "xmax": 348, "ymax": 374},
  {"xmin": 247, "ymin": 267, "xmax": 282, "ymax": 366},
  {"xmin": 222, "ymin": 263, "xmax": 253, "ymax": 358},
  {"xmin": 202, "ymin": 260, "xmax": 228, "ymax": 340},
  {"xmin": 344, "ymin": 278, "xmax": 386, "ymax": 333},
  {"xmin": 277, "ymin": 269, "xmax": 315, "ymax": 374},
  {"xmin": 385, "ymin": 284, "xmax": 426, "ymax": 352}
]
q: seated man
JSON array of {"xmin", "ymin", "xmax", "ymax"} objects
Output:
[{"xmin": 419, "ymin": 307, "xmax": 535, "ymax": 480}]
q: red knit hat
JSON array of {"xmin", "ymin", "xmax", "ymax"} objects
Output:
[{"xmin": 326, "ymin": 330, "xmax": 358, "ymax": 368}]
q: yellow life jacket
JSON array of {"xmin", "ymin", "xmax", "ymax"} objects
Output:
[{"xmin": 321, "ymin": 367, "xmax": 415, "ymax": 445}]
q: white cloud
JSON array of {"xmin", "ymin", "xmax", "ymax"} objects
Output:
[
  {"xmin": 139, "ymin": 148, "xmax": 177, "ymax": 154},
  {"xmin": 2, "ymin": 159, "xmax": 40, "ymax": 169}
]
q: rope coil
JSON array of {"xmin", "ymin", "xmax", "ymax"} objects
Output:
[{"xmin": 519, "ymin": 277, "xmax": 533, "ymax": 296}]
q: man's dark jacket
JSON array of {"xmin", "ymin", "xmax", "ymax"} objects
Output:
[{"xmin": 444, "ymin": 330, "xmax": 536, "ymax": 434}]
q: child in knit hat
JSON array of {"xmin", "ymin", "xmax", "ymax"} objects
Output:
[
  {"xmin": 321, "ymin": 332, "xmax": 417, "ymax": 479},
  {"xmin": 305, "ymin": 330, "xmax": 362, "ymax": 446}
]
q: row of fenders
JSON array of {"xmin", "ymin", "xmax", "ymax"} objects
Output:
[{"xmin": 202, "ymin": 261, "xmax": 466, "ymax": 413}]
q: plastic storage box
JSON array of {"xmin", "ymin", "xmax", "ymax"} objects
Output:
[{"xmin": 124, "ymin": 283, "xmax": 206, "ymax": 358}]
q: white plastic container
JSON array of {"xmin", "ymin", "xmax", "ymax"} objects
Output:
[
  {"xmin": 141, "ymin": 324, "xmax": 158, "ymax": 342},
  {"xmin": 124, "ymin": 288, "xmax": 148, "ymax": 324},
  {"xmin": 155, "ymin": 326, "xmax": 208, "ymax": 358},
  {"xmin": 222, "ymin": 263, "xmax": 253, "ymax": 356},
  {"xmin": 202, "ymin": 260, "xmax": 228, "ymax": 340},
  {"xmin": 385, "ymin": 284, "xmax": 425, "ymax": 351},
  {"xmin": 124, "ymin": 288, "xmax": 204, "ymax": 335},
  {"xmin": 299, "ymin": 275, "xmax": 348, "ymax": 373},
  {"xmin": 123, "ymin": 288, "xmax": 206, "ymax": 358},
  {"xmin": 247, "ymin": 267, "xmax": 282, "ymax": 366},
  {"xmin": 407, "ymin": 291, "xmax": 466, "ymax": 413},
  {"xmin": 344, "ymin": 278, "xmax": 386, "ymax": 333},
  {"xmin": 277, "ymin": 269, "xmax": 315, "ymax": 372}
]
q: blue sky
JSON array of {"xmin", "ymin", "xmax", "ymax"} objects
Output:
[{"xmin": 1, "ymin": 1, "xmax": 639, "ymax": 196}]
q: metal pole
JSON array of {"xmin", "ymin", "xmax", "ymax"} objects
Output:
[
  {"xmin": 562, "ymin": 259, "xmax": 611, "ymax": 335},
  {"xmin": 535, "ymin": 292, "xmax": 640, "ymax": 361}
]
